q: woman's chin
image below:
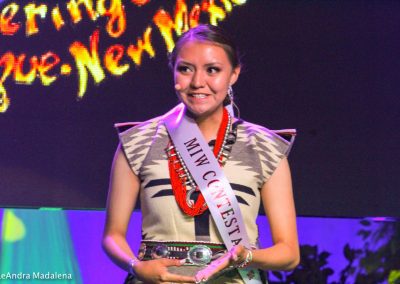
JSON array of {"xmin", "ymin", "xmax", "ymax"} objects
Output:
[
  {"xmin": 185, "ymin": 105, "xmax": 208, "ymax": 116},
  {"xmin": 186, "ymin": 108, "xmax": 225, "ymax": 123}
]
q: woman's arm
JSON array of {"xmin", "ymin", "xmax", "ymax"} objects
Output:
[
  {"xmin": 102, "ymin": 145, "xmax": 196, "ymax": 283},
  {"xmin": 102, "ymin": 145, "xmax": 140, "ymax": 270},
  {"xmin": 252, "ymin": 157, "xmax": 300, "ymax": 270}
]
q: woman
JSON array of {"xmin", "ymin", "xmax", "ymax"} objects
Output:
[{"xmin": 103, "ymin": 24, "xmax": 299, "ymax": 284}]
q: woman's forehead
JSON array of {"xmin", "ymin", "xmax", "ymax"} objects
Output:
[{"xmin": 176, "ymin": 40, "xmax": 228, "ymax": 58}]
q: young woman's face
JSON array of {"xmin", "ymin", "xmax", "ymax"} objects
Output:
[{"xmin": 173, "ymin": 41, "xmax": 240, "ymax": 119}]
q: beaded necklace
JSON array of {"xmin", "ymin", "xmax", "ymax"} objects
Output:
[{"xmin": 166, "ymin": 108, "xmax": 231, "ymax": 216}]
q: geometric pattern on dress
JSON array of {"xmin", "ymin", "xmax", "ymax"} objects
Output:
[
  {"xmin": 120, "ymin": 117, "xmax": 162, "ymax": 175},
  {"xmin": 238, "ymin": 121, "xmax": 291, "ymax": 181}
]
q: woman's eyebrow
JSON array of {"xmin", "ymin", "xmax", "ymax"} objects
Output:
[{"xmin": 175, "ymin": 60, "xmax": 193, "ymax": 66}]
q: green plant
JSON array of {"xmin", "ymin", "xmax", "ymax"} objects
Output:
[
  {"xmin": 340, "ymin": 220, "xmax": 400, "ymax": 284},
  {"xmin": 269, "ymin": 244, "xmax": 334, "ymax": 284},
  {"xmin": 267, "ymin": 219, "xmax": 400, "ymax": 284}
]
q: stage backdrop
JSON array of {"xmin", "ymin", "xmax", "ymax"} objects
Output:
[{"xmin": 0, "ymin": 0, "xmax": 399, "ymax": 218}]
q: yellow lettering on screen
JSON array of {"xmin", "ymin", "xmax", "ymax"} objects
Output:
[
  {"xmin": 153, "ymin": 0, "xmax": 202, "ymax": 52},
  {"xmin": 153, "ymin": 10, "xmax": 175, "ymax": 53},
  {"xmin": 67, "ymin": 0, "xmax": 98, "ymax": 24},
  {"xmin": 126, "ymin": 26, "xmax": 155, "ymax": 66},
  {"xmin": 61, "ymin": 64, "xmax": 72, "ymax": 75},
  {"xmin": 173, "ymin": 0, "xmax": 189, "ymax": 36},
  {"xmin": 14, "ymin": 54, "xmax": 38, "ymax": 85},
  {"xmin": 0, "ymin": 52, "xmax": 15, "ymax": 113},
  {"xmin": 24, "ymin": 3, "xmax": 48, "ymax": 36},
  {"xmin": 201, "ymin": 0, "xmax": 226, "ymax": 26},
  {"xmin": 0, "ymin": 52, "xmax": 15, "ymax": 87},
  {"xmin": 189, "ymin": 4, "xmax": 200, "ymax": 28},
  {"xmin": 220, "ymin": 0, "xmax": 246, "ymax": 12},
  {"xmin": 130, "ymin": 0, "xmax": 150, "ymax": 6},
  {"xmin": 231, "ymin": 0, "xmax": 247, "ymax": 5},
  {"xmin": 0, "ymin": 3, "xmax": 20, "ymax": 36},
  {"xmin": 51, "ymin": 5, "xmax": 65, "ymax": 31},
  {"xmin": 220, "ymin": 0, "xmax": 233, "ymax": 12},
  {"xmin": 96, "ymin": 0, "xmax": 126, "ymax": 38},
  {"xmin": 0, "ymin": 0, "xmax": 249, "ymax": 112},
  {"xmin": 69, "ymin": 29, "xmax": 105, "ymax": 98},
  {"xmin": 104, "ymin": 45, "xmax": 129, "ymax": 76},
  {"xmin": 37, "ymin": 52, "xmax": 61, "ymax": 86},
  {"xmin": 0, "ymin": 86, "xmax": 10, "ymax": 112}
]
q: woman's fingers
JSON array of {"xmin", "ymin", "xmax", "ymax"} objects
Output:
[
  {"xmin": 194, "ymin": 252, "xmax": 231, "ymax": 282},
  {"xmin": 194, "ymin": 245, "xmax": 250, "ymax": 282},
  {"xmin": 151, "ymin": 259, "xmax": 196, "ymax": 283},
  {"xmin": 135, "ymin": 258, "xmax": 195, "ymax": 283},
  {"xmin": 139, "ymin": 247, "xmax": 250, "ymax": 283},
  {"xmin": 164, "ymin": 272, "xmax": 196, "ymax": 283},
  {"xmin": 145, "ymin": 258, "xmax": 195, "ymax": 283},
  {"xmin": 228, "ymin": 245, "xmax": 247, "ymax": 265},
  {"xmin": 161, "ymin": 258, "xmax": 186, "ymax": 267},
  {"xmin": 162, "ymin": 259, "xmax": 198, "ymax": 282}
]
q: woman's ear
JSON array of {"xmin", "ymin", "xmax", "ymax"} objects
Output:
[{"xmin": 229, "ymin": 66, "xmax": 241, "ymax": 86}]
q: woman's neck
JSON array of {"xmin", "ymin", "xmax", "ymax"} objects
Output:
[{"xmin": 195, "ymin": 109, "xmax": 224, "ymax": 142}]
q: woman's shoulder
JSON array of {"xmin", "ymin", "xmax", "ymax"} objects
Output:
[
  {"xmin": 114, "ymin": 115, "xmax": 167, "ymax": 175},
  {"xmin": 236, "ymin": 119, "xmax": 296, "ymax": 156},
  {"xmin": 237, "ymin": 119, "xmax": 296, "ymax": 143},
  {"xmin": 115, "ymin": 115, "xmax": 166, "ymax": 143}
]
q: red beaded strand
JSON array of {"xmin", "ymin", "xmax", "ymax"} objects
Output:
[{"xmin": 167, "ymin": 108, "xmax": 230, "ymax": 216}]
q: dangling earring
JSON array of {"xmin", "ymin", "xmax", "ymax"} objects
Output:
[
  {"xmin": 228, "ymin": 86, "xmax": 234, "ymax": 102},
  {"xmin": 227, "ymin": 85, "xmax": 240, "ymax": 118},
  {"xmin": 225, "ymin": 86, "xmax": 234, "ymax": 117}
]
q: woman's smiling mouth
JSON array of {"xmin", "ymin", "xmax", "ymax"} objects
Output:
[{"xmin": 189, "ymin": 93, "xmax": 209, "ymax": 99}]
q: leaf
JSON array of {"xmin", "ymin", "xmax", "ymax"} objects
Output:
[
  {"xmin": 357, "ymin": 229, "xmax": 371, "ymax": 240},
  {"xmin": 360, "ymin": 219, "xmax": 371, "ymax": 226},
  {"xmin": 344, "ymin": 244, "xmax": 354, "ymax": 261},
  {"xmin": 320, "ymin": 251, "xmax": 331, "ymax": 261},
  {"xmin": 388, "ymin": 270, "xmax": 400, "ymax": 284},
  {"xmin": 301, "ymin": 244, "xmax": 317, "ymax": 256},
  {"xmin": 349, "ymin": 267, "xmax": 356, "ymax": 274}
]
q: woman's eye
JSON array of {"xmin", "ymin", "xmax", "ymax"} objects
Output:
[
  {"xmin": 207, "ymin": 67, "xmax": 221, "ymax": 74},
  {"xmin": 177, "ymin": 65, "xmax": 191, "ymax": 73}
]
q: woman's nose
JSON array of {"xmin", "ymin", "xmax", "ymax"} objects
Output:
[{"xmin": 190, "ymin": 71, "xmax": 205, "ymax": 88}]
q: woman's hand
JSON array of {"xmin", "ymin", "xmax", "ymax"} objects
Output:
[
  {"xmin": 194, "ymin": 245, "xmax": 249, "ymax": 283},
  {"xmin": 133, "ymin": 258, "xmax": 196, "ymax": 283}
]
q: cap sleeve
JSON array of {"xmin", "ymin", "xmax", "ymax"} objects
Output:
[
  {"xmin": 115, "ymin": 117, "xmax": 160, "ymax": 176},
  {"xmin": 245, "ymin": 123, "xmax": 296, "ymax": 183}
]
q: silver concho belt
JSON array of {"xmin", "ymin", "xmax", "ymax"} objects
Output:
[{"xmin": 138, "ymin": 240, "xmax": 227, "ymax": 266}]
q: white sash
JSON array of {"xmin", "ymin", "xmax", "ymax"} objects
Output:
[{"xmin": 164, "ymin": 104, "xmax": 262, "ymax": 284}]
